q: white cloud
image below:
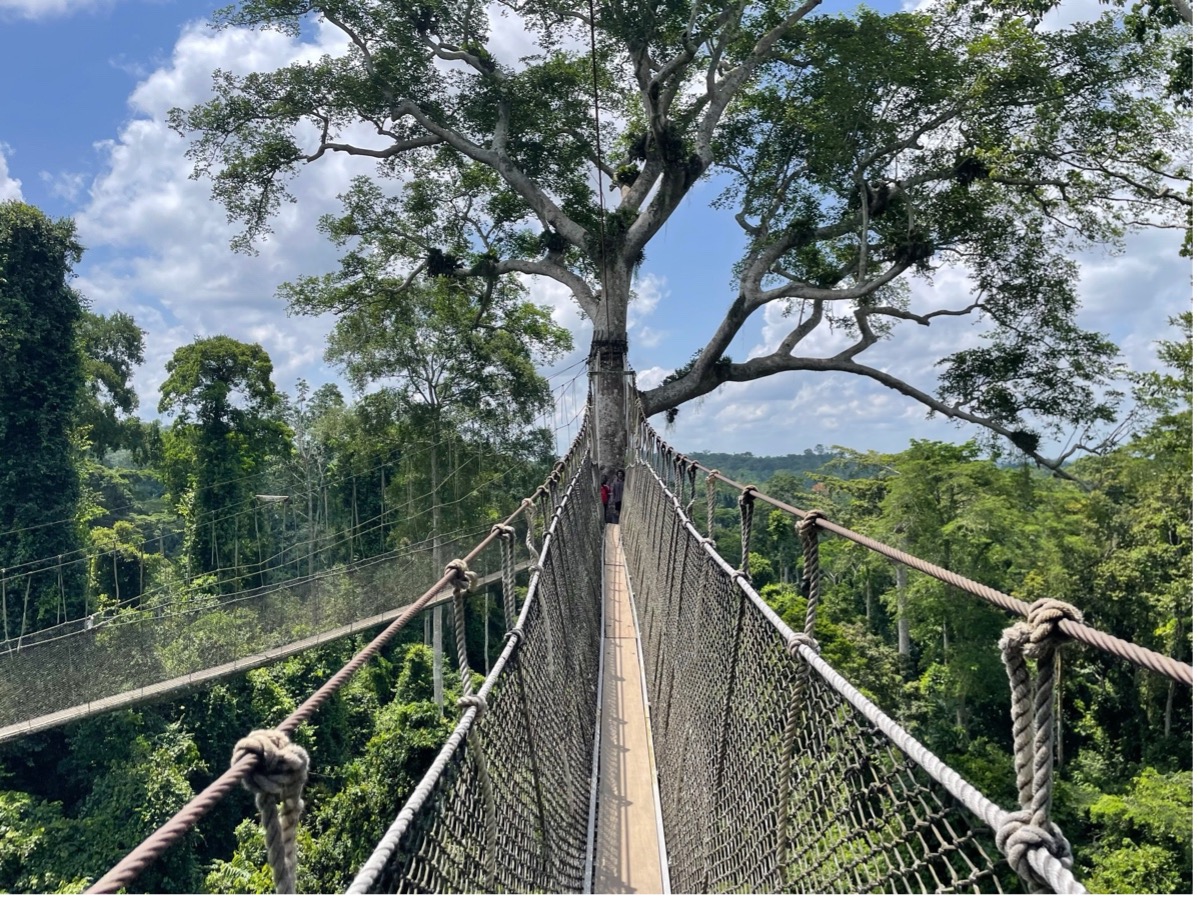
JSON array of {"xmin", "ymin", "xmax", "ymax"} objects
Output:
[
  {"xmin": 0, "ymin": 0, "xmax": 113, "ymax": 19},
  {"xmin": 40, "ymin": 169, "xmax": 85, "ymax": 202},
  {"xmin": 71, "ymin": 20, "xmax": 374, "ymax": 410},
  {"xmin": 630, "ymin": 271, "xmax": 666, "ymax": 320},
  {"xmin": 0, "ymin": 144, "xmax": 22, "ymax": 200},
  {"xmin": 637, "ymin": 366, "xmax": 670, "ymax": 391}
]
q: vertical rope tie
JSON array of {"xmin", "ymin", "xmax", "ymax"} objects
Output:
[
  {"xmin": 997, "ymin": 598, "xmax": 1083, "ymax": 891},
  {"xmin": 523, "ymin": 498, "xmax": 542, "ymax": 573},
  {"xmin": 446, "ymin": 558, "xmax": 497, "ymax": 890},
  {"xmin": 685, "ymin": 462, "xmax": 699, "ymax": 519},
  {"xmin": 446, "ymin": 559, "xmax": 480, "ymax": 694},
  {"xmin": 797, "ymin": 510, "xmax": 825, "ymax": 638},
  {"xmin": 776, "ymin": 512, "xmax": 825, "ymax": 887},
  {"xmin": 491, "ymin": 524, "xmax": 518, "ymax": 631},
  {"xmin": 232, "ymin": 729, "xmax": 310, "ymax": 894},
  {"xmin": 706, "ymin": 470, "xmax": 720, "ymax": 540},
  {"xmin": 738, "ymin": 485, "xmax": 756, "ymax": 583}
]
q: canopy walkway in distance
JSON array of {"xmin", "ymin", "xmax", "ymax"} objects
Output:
[{"xmin": 7, "ymin": 398, "xmax": 1184, "ymax": 895}]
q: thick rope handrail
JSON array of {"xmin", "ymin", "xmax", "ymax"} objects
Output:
[
  {"xmin": 680, "ymin": 458, "xmax": 1192, "ymax": 686},
  {"xmin": 86, "ymin": 435, "xmax": 590, "ymax": 895}
]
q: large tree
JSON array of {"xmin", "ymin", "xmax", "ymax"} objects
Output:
[
  {"xmin": 173, "ymin": 0, "xmax": 1190, "ymax": 470},
  {"xmin": 0, "ymin": 201, "xmax": 88, "ymax": 636},
  {"xmin": 158, "ymin": 336, "xmax": 291, "ymax": 583},
  {"xmin": 77, "ymin": 311, "xmax": 147, "ymax": 458}
]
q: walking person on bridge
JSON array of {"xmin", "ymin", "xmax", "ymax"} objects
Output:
[
  {"xmin": 611, "ymin": 470, "xmax": 624, "ymax": 524},
  {"xmin": 600, "ymin": 476, "xmax": 611, "ymax": 524}
]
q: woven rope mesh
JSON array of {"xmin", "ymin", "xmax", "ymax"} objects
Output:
[
  {"xmin": 621, "ymin": 458, "xmax": 1017, "ymax": 894},
  {"xmin": 371, "ymin": 459, "xmax": 603, "ymax": 893},
  {"xmin": 0, "ymin": 538, "xmax": 506, "ymax": 734}
]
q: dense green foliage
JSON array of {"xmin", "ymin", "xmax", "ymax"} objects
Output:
[
  {"xmin": 688, "ymin": 448, "xmax": 842, "ymax": 485},
  {"xmin": 0, "ymin": 201, "xmax": 88, "ymax": 635},
  {"xmin": 0, "ymin": 637, "xmax": 464, "ymax": 893},
  {"xmin": 158, "ymin": 336, "xmax": 292, "ymax": 583},
  {"xmin": 77, "ymin": 311, "xmax": 147, "ymax": 458},
  {"xmin": 0, "ymin": 196, "xmax": 568, "ymax": 892}
]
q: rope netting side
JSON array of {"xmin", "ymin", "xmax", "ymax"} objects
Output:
[
  {"xmin": 87, "ymin": 421, "xmax": 595, "ymax": 895},
  {"xmin": 0, "ymin": 545, "xmax": 447, "ymax": 731},
  {"xmin": 623, "ymin": 434, "xmax": 1084, "ymax": 894},
  {"xmin": 347, "ymin": 457, "xmax": 603, "ymax": 894}
]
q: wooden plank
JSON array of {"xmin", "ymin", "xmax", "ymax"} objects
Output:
[{"xmin": 593, "ymin": 524, "xmax": 667, "ymax": 893}]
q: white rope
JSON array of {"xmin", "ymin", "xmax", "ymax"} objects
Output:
[{"xmin": 232, "ymin": 729, "xmax": 309, "ymax": 894}]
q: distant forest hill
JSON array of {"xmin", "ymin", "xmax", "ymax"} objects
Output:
[{"xmin": 686, "ymin": 449, "xmax": 843, "ymax": 485}]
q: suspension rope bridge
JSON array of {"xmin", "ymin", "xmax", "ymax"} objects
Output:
[{"xmin": 5, "ymin": 401, "xmax": 1188, "ymax": 894}]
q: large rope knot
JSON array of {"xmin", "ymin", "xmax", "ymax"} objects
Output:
[
  {"xmin": 1023, "ymin": 598, "xmax": 1083, "ymax": 660},
  {"xmin": 787, "ymin": 632, "xmax": 820, "ymax": 658},
  {"xmin": 232, "ymin": 729, "xmax": 309, "ymax": 894},
  {"xmin": 738, "ymin": 484, "xmax": 757, "ymax": 509},
  {"xmin": 490, "ymin": 523, "xmax": 515, "ymax": 541},
  {"xmin": 458, "ymin": 693, "xmax": 488, "ymax": 718},
  {"xmin": 233, "ymin": 729, "xmax": 309, "ymax": 803},
  {"xmin": 504, "ymin": 626, "xmax": 526, "ymax": 646},
  {"xmin": 797, "ymin": 509, "xmax": 824, "ymax": 538},
  {"xmin": 996, "ymin": 810, "xmax": 1074, "ymax": 887},
  {"xmin": 444, "ymin": 559, "xmax": 478, "ymax": 596}
]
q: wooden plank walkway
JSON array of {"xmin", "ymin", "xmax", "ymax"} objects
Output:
[{"xmin": 593, "ymin": 524, "xmax": 668, "ymax": 893}]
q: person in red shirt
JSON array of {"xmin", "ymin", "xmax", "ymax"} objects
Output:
[{"xmin": 600, "ymin": 477, "xmax": 611, "ymax": 523}]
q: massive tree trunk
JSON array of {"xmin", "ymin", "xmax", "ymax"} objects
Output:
[
  {"xmin": 590, "ymin": 329, "xmax": 629, "ymax": 475},
  {"xmin": 589, "ymin": 270, "xmax": 632, "ymax": 474}
]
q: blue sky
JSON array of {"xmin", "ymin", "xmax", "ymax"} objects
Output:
[{"xmin": 1, "ymin": 0, "xmax": 1191, "ymax": 460}]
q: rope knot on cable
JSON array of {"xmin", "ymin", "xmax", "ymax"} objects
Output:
[
  {"xmin": 233, "ymin": 729, "xmax": 309, "ymax": 806},
  {"xmin": 738, "ymin": 485, "xmax": 757, "ymax": 508},
  {"xmin": 787, "ymin": 632, "xmax": 820, "ymax": 657},
  {"xmin": 996, "ymin": 810, "xmax": 1074, "ymax": 887},
  {"xmin": 490, "ymin": 523, "xmax": 515, "ymax": 540},
  {"xmin": 797, "ymin": 509, "xmax": 824, "ymax": 537},
  {"xmin": 232, "ymin": 729, "xmax": 309, "ymax": 894},
  {"xmin": 457, "ymin": 693, "xmax": 488, "ymax": 718},
  {"xmin": 504, "ymin": 626, "xmax": 526, "ymax": 646},
  {"xmin": 1022, "ymin": 597, "xmax": 1083, "ymax": 659},
  {"xmin": 444, "ymin": 559, "xmax": 477, "ymax": 595}
]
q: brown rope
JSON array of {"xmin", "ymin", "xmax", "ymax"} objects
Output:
[
  {"xmin": 706, "ymin": 469, "xmax": 720, "ymax": 540},
  {"xmin": 679, "ymin": 461, "xmax": 1191, "ymax": 686},
  {"xmin": 738, "ymin": 485, "xmax": 756, "ymax": 582}
]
